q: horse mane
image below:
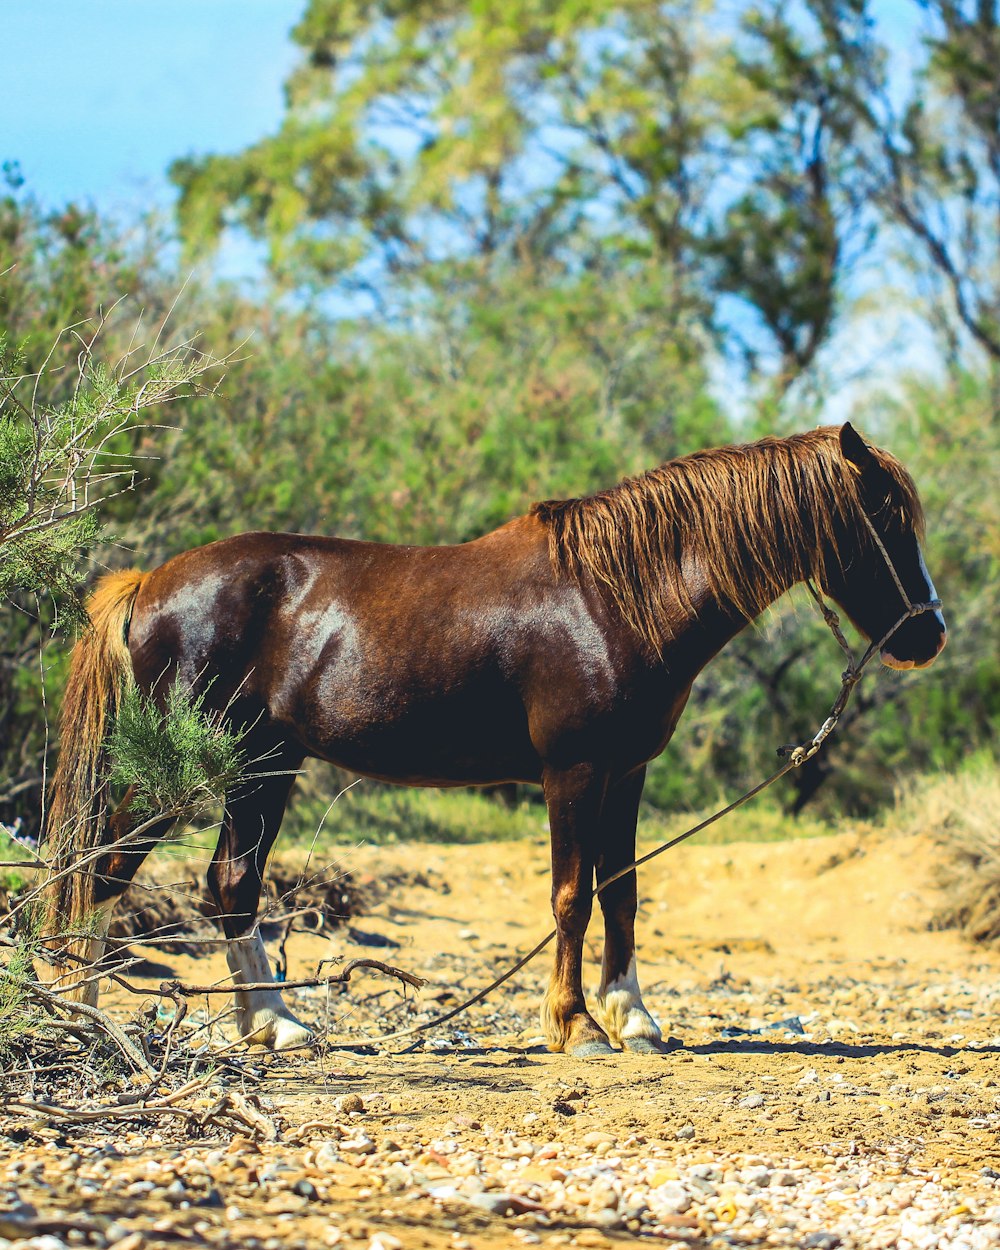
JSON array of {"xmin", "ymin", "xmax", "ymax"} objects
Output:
[{"xmin": 532, "ymin": 426, "xmax": 924, "ymax": 656}]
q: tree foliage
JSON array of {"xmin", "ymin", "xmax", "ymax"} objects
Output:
[
  {"xmin": 741, "ymin": 0, "xmax": 1000, "ymax": 366},
  {"xmin": 169, "ymin": 0, "xmax": 1000, "ymax": 385},
  {"xmin": 170, "ymin": 0, "xmax": 867, "ymax": 393},
  {"xmin": 108, "ymin": 682, "xmax": 246, "ymax": 819},
  {"xmin": 0, "ymin": 181, "xmax": 229, "ymax": 831}
]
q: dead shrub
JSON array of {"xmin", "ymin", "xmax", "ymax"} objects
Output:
[{"xmin": 895, "ymin": 760, "xmax": 1000, "ymax": 944}]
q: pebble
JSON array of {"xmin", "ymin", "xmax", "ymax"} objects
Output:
[
  {"xmin": 368, "ymin": 1234, "xmax": 403, "ymax": 1250},
  {"xmin": 587, "ymin": 1181, "xmax": 618, "ymax": 1210},
  {"xmin": 653, "ymin": 1181, "xmax": 691, "ymax": 1214},
  {"xmin": 312, "ymin": 1143, "xmax": 342, "ymax": 1171},
  {"xmin": 108, "ymin": 1236, "xmax": 144, "ymax": 1250},
  {"xmin": 5, "ymin": 1128, "xmax": 998, "ymax": 1250},
  {"xmin": 742, "ymin": 1165, "xmax": 771, "ymax": 1186}
]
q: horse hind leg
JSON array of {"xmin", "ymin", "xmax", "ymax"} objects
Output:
[
  {"xmin": 224, "ymin": 929, "xmax": 311, "ymax": 1050},
  {"xmin": 208, "ymin": 748, "xmax": 311, "ymax": 1051},
  {"xmin": 46, "ymin": 787, "xmax": 176, "ymax": 1005},
  {"xmin": 594, "ymin": 769, "xmax": 665, "ymax": 1054}
]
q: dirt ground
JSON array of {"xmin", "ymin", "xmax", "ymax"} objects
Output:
[{"xmin": 4, "ymin": 826, "xmax": 1000, "ymax": 1250}]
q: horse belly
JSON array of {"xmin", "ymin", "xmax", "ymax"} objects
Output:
[
  {"xmin": 280, "ymin": 657, "xmax": 541, "ymax": 786},
  {"xmin": 302, "ymin": 694, "xmax": 540, "ymax": 785}
]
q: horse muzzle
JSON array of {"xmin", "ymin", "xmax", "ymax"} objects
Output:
[{"xmin": 880, "ymin": 628, "xmax": 947, "ymax": 671}]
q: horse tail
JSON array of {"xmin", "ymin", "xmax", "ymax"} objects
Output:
[{"xmin": 41, "ymin": 569, "xmax": 147, "ymax": 997}]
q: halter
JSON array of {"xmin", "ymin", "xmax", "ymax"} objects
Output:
[{"xmin": 791, "ymin": 506, "xmax": 943, "ymax": 766}]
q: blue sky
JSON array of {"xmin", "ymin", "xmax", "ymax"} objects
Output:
[{"xmin": 3, "ymin": 2, "xmax": 301, "ymax": 213}]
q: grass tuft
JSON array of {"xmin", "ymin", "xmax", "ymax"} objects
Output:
[
  {"xmin": 899, "ymin": 753, "xmax": 1000, "ymax": 944},
  {"xmin": 0, "ymin": 915, "xmax": 42, "ymax": 1057}
]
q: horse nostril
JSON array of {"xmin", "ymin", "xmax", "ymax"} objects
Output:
[{"xmin": 935, "ymin": 630, "xmax": 947, "ymax": 656}]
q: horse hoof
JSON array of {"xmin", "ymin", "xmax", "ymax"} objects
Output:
[
  {"xmin": 244, "ymin": 1014, "xmax": 314, "ymax": 1051},
  {"xmin": 569, "ymin": 1039, "xmax": 616, "ymax": 1059},
  {"xmin": 269, "ymin": 1018, "xmax": 314, "ymax": 1051},
  {"xmin": 622, "ymin": 1035, "xmax": 671, "ymax": 1055}
]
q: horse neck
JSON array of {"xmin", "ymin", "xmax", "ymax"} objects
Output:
[
  {"xmin": 669, "ymin": 550, "xmax": 796, "ymax": 666},
  {"xmin": 546, "ymin": 433, "xmax": 852, "ymax": 663},
  {"xmin": 667, "ymin": 460, "xmax": 841, "ymax": 654}
]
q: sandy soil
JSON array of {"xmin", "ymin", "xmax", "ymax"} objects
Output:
[{"xmin": 4, "ymin": 827, "xmax": 1000, "ymax": 1250}]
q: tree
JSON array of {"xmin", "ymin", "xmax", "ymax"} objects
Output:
[
  {"xmin": 743, "ymin": 0, "xmax": 1000, "ymax": 370},
  {"xmin": 169, "ymin": 0, "xmax": 868, "ymax": 393},
  {"xmin": 705, "ymin": 1, "xmax": 873, "ymax": 389}
]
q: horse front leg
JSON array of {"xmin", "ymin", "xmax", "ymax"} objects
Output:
[
  {"xmin": 594, "ymin": 768, "xmax": 665, "ymax": 1053},
  {"xmin": 540, "ymin": 763, "xmax": 614, "ymax": 1057},
  {"xmin": 208, "ymin": 749, "xmax": 311, "ymax": 1051}
]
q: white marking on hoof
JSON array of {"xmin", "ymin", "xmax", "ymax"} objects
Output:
[
  {"xmin": 539, "ymin": 989, "xmax": 568, "ymax": 1052},
  {"xmin": 226, "ymin": 932, "xmax": 313, "ymax": 1050},
  {"xmin": 251, "ymin": 1012, "xmax": 314, "ymax": 1051},
  {"xmin": 596, "ymin": 956, "xmax": 662, "ymax": 1046}
]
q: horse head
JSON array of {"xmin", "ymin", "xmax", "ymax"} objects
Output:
[{"xmin": 822, "ymin": 422, "xmax": 947, "ymax": 671}]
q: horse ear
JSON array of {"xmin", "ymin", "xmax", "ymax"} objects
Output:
[{"xmin": 839, "ymin": 422, "xmax": 875, "ymax": 475}]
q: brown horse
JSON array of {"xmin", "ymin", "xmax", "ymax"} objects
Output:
[{"xmin": 43, "ymin": 423, "xmax": 946, "ymax": 1056}]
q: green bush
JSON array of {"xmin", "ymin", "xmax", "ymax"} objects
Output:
[{"xmin": 108, "ymin": 682, "xmax": 247, "ymax": 819}]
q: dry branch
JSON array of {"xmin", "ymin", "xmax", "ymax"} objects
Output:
[
  {"xmin": 161, "ymin": 957, "xmax": 425, "ymax": 998},
  {"xmin": 7, "ymin": 1074, "xmax": 281, "ymax": 1139},
  {"xmin": 1, "ymin": 968, "xmax": 154, "ymax": 1075}
]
